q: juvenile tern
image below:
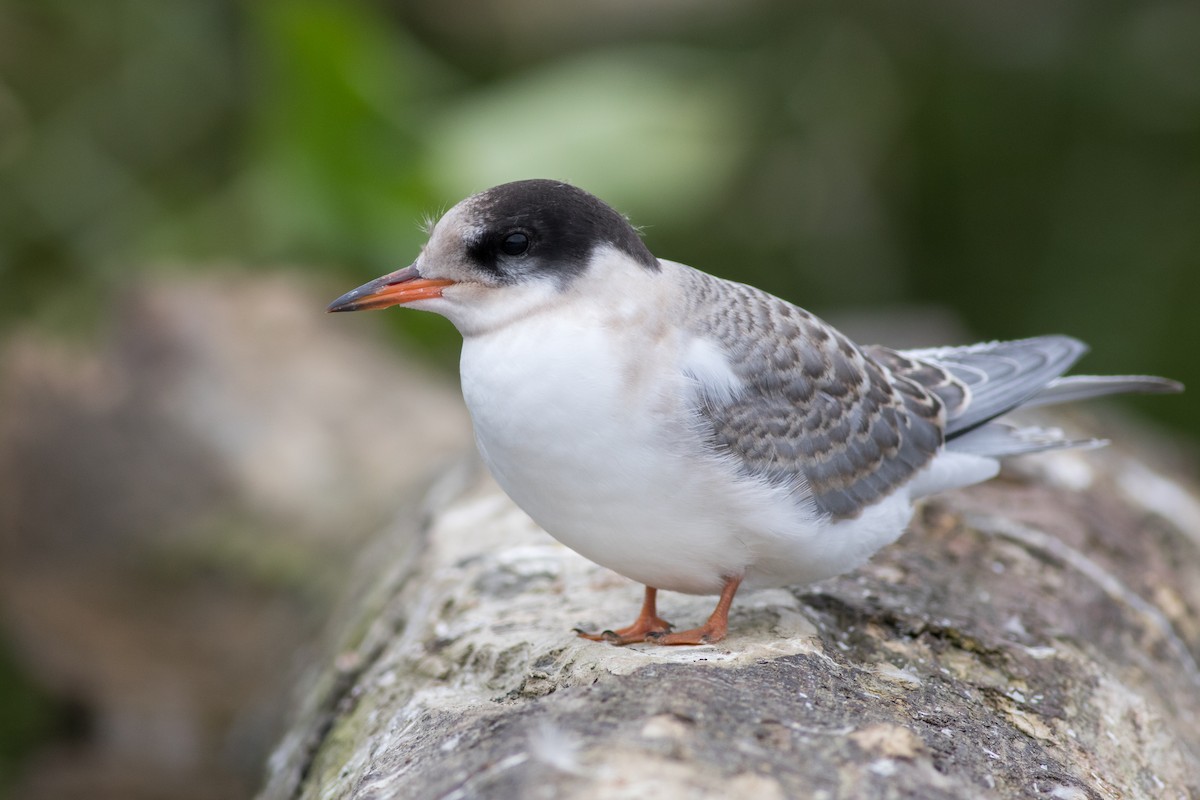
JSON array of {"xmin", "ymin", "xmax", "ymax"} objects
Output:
[{"xmin": 329, "ymin": 179, "xmax": 1182, "ymax": 646}]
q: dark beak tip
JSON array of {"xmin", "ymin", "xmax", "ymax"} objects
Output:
[{"xmin": 327, "ymin": 289, "xmax": 364, "ymax": 313}]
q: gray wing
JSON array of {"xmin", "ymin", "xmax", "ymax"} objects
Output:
[
  {"xmin": 680, "ymin": 272, "xmax": 946, "ymax": 521},
  {"xmin": 890, "ymin": 336, "xmax": 1088, "ymax": 435},
  {"xmin": 870, "ymin": 337, "xmax": 1183, "ymax": 455}
]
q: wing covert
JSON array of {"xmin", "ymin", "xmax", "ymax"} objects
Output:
[{"xmin": 680, "ymin": 272, "xmax": 946, "ymax": 520}]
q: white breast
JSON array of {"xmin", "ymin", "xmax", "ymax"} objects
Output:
[
  {"xmin": 460, "ymin": 298, "xmax": 736, "ymax": 593},
  {"xmin": 455, "ymin": 259, "xmax": 915, "ymax": 595}
]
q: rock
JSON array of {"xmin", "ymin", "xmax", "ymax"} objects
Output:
[{"xmin": 260, "ymin": 437, "xmax": 1200, "ymax": 799}]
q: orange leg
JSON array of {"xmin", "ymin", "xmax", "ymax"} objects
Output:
[
  {"xmin": 575, "ymin": 586, "xmax": 673, "ymax": 645},
  {"xmin": 647, "ymin": 576, "xmax": 742, "ymax": 646}
]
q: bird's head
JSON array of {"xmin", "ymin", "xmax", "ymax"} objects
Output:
[{"xmin": 327, "ymin": 179, "xmax": 659, "ymax": 335}]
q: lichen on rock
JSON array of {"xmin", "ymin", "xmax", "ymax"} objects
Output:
[{"xmin": 261, "ymin": 443, "xmax": 1200, "ymax": 800}]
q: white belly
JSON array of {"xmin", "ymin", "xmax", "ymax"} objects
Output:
[
  {"xmin": 460, "ymin": 313, "xmax": 750, "ymax": 594},
  {"xmin": 458, "ymin": 310, "xmax": 916, "ymax": 595}
]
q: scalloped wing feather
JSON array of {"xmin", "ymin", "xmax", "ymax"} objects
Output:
[{"xmin": 679, "ymin": 272, "xmax": 945, "ymax": 521}]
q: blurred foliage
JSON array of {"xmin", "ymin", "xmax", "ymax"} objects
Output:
[
  {"xmin": 0, "ymin": 0, "xmax": 1196, "ymax": 401},
  {"xmin": 0, "ymin": 639, "xmax": 66, "ymax": 796}
]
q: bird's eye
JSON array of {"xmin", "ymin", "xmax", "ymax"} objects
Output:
[{"xmin": 499, "ymin": 231, "xmax": 529, "ymax": 256}]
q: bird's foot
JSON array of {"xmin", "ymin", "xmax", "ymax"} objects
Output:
[
  {"xmin": 642, "ymin": 575, "xmax": 741, "ymax": 646},
  {"xmin": 574, "ymin": 578, "xmax": 741, "ymax": 646},
  {"xmin": 574, "ymin": 615, "xmax": 674, "ymax": 645},
  {"xmin": 645, "ymin": 620, "xmax": 727, "ymax": 646},
  {"xmin": 575, "ymin": 586, "xmax": 673, "ymax": 645}
]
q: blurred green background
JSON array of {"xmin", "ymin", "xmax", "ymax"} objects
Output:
[
  {"xmin": 1, "ymin": 0, "xmax": 1197, "ymax": 797},
  {"xmin": 3, "ymin": 0, "xmax": 1198, "ymax": 400}
]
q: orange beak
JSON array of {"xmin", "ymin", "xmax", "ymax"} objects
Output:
[{"xmin": 327, "ymin": 265, "xmax": 456, "ymax": 312}]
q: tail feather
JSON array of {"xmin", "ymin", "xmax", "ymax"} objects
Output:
[
  {"xmin": 898, "ymin": 335, "xmax": 1183, "ymax": 457},
  {"xmin": 1023, "ymin": 375, "xmax": 1184, "ymax": 409},
  {"xmin": 903, "ymin": 335, "xmax": 1089, "ymax": 435},
  {"xmin": 947, "ymin": 422, "xmax": 1107, "ymax": 458}
]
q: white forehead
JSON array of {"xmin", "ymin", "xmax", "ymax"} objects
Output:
[{"xmin": 430, "ymin": 196, "xmax": 482, "ymax": 239}]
